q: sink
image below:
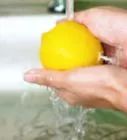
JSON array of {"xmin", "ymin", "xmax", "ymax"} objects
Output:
[
  {"xmin": 0, "ymin": 15, "xmax": 63, "ymax": 92},
  {"xmin": 1, "ymin": 14, "xmax": 127, "ymax": 140}
]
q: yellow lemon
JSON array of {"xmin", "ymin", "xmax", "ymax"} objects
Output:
[{"xmin": 40, "ymin": 21, "xmax": 103, "ymax": 70}]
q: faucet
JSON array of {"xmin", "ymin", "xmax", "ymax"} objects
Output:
[{"xmin": 48, "ymin": 0, "xmax": 66, "ymax": 13}]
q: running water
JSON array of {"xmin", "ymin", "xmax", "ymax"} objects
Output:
[{"xmin": 66, "ymin": 0, "xmax": 74, "ymax": 20}]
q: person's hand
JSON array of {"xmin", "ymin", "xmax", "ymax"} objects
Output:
[
  {"xmin": 24, "ymin": 7, "xmax": 127, "ymax": 112},
  {"xmin": 24, "ymin": 65, "xmax": 127, "ymax": 112},
  {"xmin": 74, "ymin": 6, "xmax": 127, "ymax": 68}
]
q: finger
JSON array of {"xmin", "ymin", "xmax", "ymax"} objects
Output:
[
  {"xmin": 74, "ymin": 7, "xmax": 127, "ymax": 47},
  {"xmin": 24, "ymin": 69, "xmax": 67, "ymax": 89}
]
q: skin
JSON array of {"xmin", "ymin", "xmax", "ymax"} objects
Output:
[{"xmin": 24, "ymin": 7, "xmax": 127, "ymax": 112}]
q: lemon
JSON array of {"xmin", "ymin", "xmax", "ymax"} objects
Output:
[{"xmin": 40, "ymin": 21, "xmax": 103, "ymax": 70}]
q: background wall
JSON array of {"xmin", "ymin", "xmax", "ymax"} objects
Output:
[{"xmin": 75, "ymin": 0, "xmax": 127, "ymax": 11}]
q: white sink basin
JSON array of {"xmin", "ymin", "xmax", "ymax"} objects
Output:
[{"xmin": 0, "ymin": 15, "xmax": 63, "ymax": 92}]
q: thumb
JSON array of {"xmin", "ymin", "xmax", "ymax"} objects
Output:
[{"xmin": 24, "ymin": 69, "xmax": 67, "ymax": 89}]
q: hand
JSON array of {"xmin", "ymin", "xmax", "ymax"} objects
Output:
[
  {"xmin": 24, "ymin": 7, "xmax": 127, "ymax": 112},
  {"xmin": 75, "ymin": 6, "xmax": 127, "ymax": 68},
  {"xmin": 24, "ymin": 65, "xmax": 127, "ymax": 112}
]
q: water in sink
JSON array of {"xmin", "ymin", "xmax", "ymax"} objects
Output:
[
  {"xmin": 0, "ymin": 86, "xmax": 127, "ymax": 140},
  {"xmin": 18, "ymin": 84, "xmax": 92, "ymax": 140}
]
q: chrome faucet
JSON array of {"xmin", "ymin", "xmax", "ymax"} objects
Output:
[{"xmin": 48, "ymin": 0, "xmax": 66, "ymax": 13}]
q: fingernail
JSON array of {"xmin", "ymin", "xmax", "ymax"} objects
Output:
[
  {"xmin": 27, "ymin": 70, "xmax": 37, "ymax": 74},
  {"xmin": 24, "ymin": 74, "xmax": 36, "ymax": 83}
]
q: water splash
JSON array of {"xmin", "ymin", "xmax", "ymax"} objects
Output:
[{"xmin": 48, "ymin": 87, "xmax": 93, "ymax": 140}]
